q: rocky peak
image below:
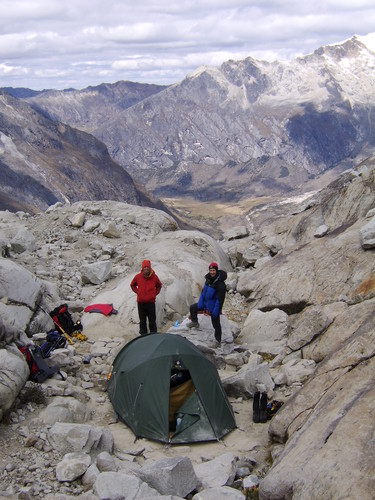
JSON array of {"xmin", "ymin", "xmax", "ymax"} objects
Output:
[{"xmin": 314, "ymin": 35, "xmax": 372, "ymax": 61}]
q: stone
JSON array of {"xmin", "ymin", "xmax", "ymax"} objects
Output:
[
  {"xmin": 55, "ymin": 452, "xmax": 92, "ymax": 482},
  {"xmin": 137, "ymin": 456, "xmax": 198, "ymax": 497}
]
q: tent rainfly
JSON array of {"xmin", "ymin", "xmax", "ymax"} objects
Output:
[{"xmin": 107, "ymin": 333, "xmax": 236, "ymax": 444}]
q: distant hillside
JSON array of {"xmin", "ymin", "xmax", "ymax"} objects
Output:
[
  {"xmin": 23, "ymin": 80, "xmax": 168, "ymax": 132},
  {"xmin": 0, "ymin": 90, "xmax": 170, "ymax": 215},
  {"xmin": 1, "ymin": 87, "xmax": 49, "ymax": 99}
]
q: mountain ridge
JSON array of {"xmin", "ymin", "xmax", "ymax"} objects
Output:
[
  {"xmin": 0, "ymin": 90, "xmax": 171, "ymax": 215},
  {"xmin": 1, "ymin": 35, "xmax": 375, "ymax": 212},
  {"xmin": 20, "ymin": 36, "xmax": 375, "ymax": 201}
]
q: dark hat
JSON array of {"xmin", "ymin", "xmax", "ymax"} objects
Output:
[{"xmin": 208, "ymin": 262, "xmax": 218, "ymax": 270}]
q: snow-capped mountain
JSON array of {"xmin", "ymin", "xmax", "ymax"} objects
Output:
[
  {"xmin": 87, "ymin": 36, "xmax": 375, "ymax": 200},
  {"xmin": 5, "ymin": 35, "xmax": 375, "ymax": 205}
]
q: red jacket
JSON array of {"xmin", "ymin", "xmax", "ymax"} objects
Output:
[{"xmin": 130, "ymin": 270, "xmax": 162, "ymax": 303}]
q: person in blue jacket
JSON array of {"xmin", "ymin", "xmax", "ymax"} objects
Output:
[{"xmin": 187, "ymin": 262, "xmax": 227, "ymax": 344}]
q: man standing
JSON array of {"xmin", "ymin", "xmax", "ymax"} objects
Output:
[
  {"xmin": 130, "ymin": 260, "xmax": 162, "ymax": 335},
  {"xmin": 187, "ymin": 262, "xmax": 227, "ymax": 345}
]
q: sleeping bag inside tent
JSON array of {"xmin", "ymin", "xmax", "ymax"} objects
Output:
[{"xmin": 107, "ymin": 333, "xmax": 236, "ymax": 444}]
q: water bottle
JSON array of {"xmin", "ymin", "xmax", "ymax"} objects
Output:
[{"xmin": 83, "ymin": 354, "xmax": 92, "ymax": 364}]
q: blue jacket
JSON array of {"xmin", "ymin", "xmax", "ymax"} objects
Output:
[{"xmin": 197, "ymin": 270, "xmax": 227, "ymax": 318}]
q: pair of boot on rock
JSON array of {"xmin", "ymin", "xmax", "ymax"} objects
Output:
[{"xmin": 253, "ymin": 391, "xmax": 268, "ymax": 423}]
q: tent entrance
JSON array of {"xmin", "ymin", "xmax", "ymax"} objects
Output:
[
  {"xmin": 169, "ymin": 366, "xmax": 195, "ymax": 433},
  {"xmin": 170, "ymin": 390, "xmax": 220, "ymax": 443},
  {"xmin": 168, "ymin": 364, "xmax": 219, "ymax": 444}
]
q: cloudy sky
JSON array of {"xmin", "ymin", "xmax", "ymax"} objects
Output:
[{"xmin": 0, "ymin": 0, "xmax": 374, "ymax": 91}]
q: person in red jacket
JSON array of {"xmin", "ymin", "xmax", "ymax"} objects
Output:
[{"xmin": 130, "ymin": 259, "xmax": 162, "ymax": 335}]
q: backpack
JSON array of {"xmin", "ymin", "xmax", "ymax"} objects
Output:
[
  {"xmin": 49, "ymin": 304, "xmax": 76, "ymax": 335},
  {"xmin": 19, "ymin": 345, "xmax": 64, "ymax": 383},
  {"xmin": 39, "ymin": 330, "xmax": 67, "ymax": 358}
]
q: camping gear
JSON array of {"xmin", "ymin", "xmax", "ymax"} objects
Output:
[
  {"xmin": 260, "ymin": 392, "xmax": 268, "ymax": 423},
  {"xmin": 49, "ymin": 303, "xmax": 75, "ymax": 333},
  {"xmin": 253, "ymin": 391, "xmax": 260, "ymax": 423},
  {"xmin": 38, "ymin": 303, "xmax": 75, "ymax": 345},
  {"xmin": 267, "ymin": 399, "xmax": 284, "ymax": 420},
  {"xmin": 39, "ymin": 329, "xmax": 67, "ymax": 358},
  {"xmin": 84, "ymin": 303, "xmax": 118, "ymax": 315},
  {"xmin": 19, "ymin": 345, "xmax": 64, "ymax": 383},
  {"xmin": 253, "ymin": 391, "xmax": 268, "ymax": 423},
  {"xmin": 107, "ymin": 333, "xmax": 236, "ymax": 444},
  {"xmin": 49, "ymin": 304, "xmax": 76, "ymax": 344}
]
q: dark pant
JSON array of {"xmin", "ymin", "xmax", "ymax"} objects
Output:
[
  {"xmin": 190, "ymin": 303, "xmax": 222, "ymax": 343},
  {"xmin": 138, "ymin": 302, "xmax": 157, "ymax": 335}
]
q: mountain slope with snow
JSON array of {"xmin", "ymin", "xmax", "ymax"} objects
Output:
[{"xmin": 18, "ymin": 36, "xmax": 375, "ymax": 202}]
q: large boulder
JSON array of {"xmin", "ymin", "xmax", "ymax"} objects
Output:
[
  {"xmin": 239, "ymin": 308, "xmax": 289, "ymax": 355},
  {"xmin": 0, "ymin": 258, "xmax": 42, "ymax": 309},
  {"xmin": 237, "ymin": 218, "xmax": 373, "ymax": 313},
  {"xmin": 260, "ymin": 320, "xmax": 375, "ymax": 498},
  {"xmin": 0, "ymin": 346, "xmax": 29, "ymax": 420},
  {"xmin": 82, "ymin": 229, "xmax": 232, "ymax": 340}
]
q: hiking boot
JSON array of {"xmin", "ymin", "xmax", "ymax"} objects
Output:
[
  {"xmin": 253, "ymin": 391, "xmax": 260, "ymax": 423},
  {"xmin": 187, "ymin": 320, "xmax": 199, "ymax": 328},
  {"xmin": 209, "ymin": 339, "xmax": 220, "ymax": 349},
  {"xmin": 260, "ymin": 392, "xmax": 268, "ymax": 423}
]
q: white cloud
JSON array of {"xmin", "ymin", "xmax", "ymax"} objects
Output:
[
  {"xmin": 0, "ymin": 63, "xmax": 28, "ymax": 77},
  {"xmin": 0, "ymin": 0, "xmax": 374, "ymax": 89}
]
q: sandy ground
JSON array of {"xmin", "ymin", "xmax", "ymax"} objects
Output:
[{"xmin": 84, "ymin": 375, "xmax": 271, "ymax": 471}]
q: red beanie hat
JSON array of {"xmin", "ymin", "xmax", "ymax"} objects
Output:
[
  {"xmin": 209, "ymin": 262, "xmax": 218, "ymax": 270},
  {"xmin": 142, "ymin": 259, "xmax": 151, "ymax": 269}
]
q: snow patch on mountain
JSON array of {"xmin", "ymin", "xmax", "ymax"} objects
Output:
[{"xmin": 357, "ymin": 32, "xmax": 375, "ymax": 52}]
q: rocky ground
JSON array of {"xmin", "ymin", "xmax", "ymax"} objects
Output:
[
  {"xmin": 0, "ymin": 289, "xmax": 281, "ymax": 499},
  {"xmin": 2, "ymin": 161, "xmax": 374, "ymax": 499}
]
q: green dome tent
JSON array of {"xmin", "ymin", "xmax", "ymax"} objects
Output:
[{"xmin": 107, "ymin": 333, "xmax": 236, "ymax": 444}]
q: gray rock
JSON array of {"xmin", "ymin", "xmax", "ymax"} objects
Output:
[
  {"xmin": 82, "ymin": 463, "xmax": 100, "ymax": 488},
  {"xmin": 70, "ymin": 212, "xmax": 86, "ymax": 227},
  {"xmin": 222, "ymin": 355, "xmax": 274, "ymax": 398},
  {"xmin": 360, "ymin": 216, "xmax": 375, "ymax": 248},
  {"xmin": 137, "ymin": 456, "xmax": 198, "ymax": 497},
  {"xmin": 0, "ymin": 347, "xmax": 29, "ymax": 415},
  {"xmin": 39, "ymin": 396, "xmax": 90, "ymax": 425},
  {"xmin": 10, "ymin": 227, "xmax": 36, "ymax": 254},
  {"xmin": 83, "ymin": 220, "xmax": 100, "ymax": 233},
  {"xmin": 0, "ymin": 259, "xmax": 42, "ymax": 309},
  {"xmin": 223, "ymin": 226, "xmax": 249, "ymax": 241},
  {"xmin": 80, "ymin": 261, "xmax": 112, "ymax": 285},
  {"xmin": 48, "ymin": 422, "xmax": 114, "ymax": 456},
  {"xmin": 56, "ymin": 452, "xmax": 92, "ymax": 482},
  {"xmin": 314, "ymin": 224, "xmax": 329, "ymax": 237},
  {"xmin": 288, "ymin": 305, "xmax": 332, "ymax": 351},
  {"xmin": 95, "ymin": 451, "xmax": 118, "ymax": 472},
  {"xmin": 272, "ymin": 358, "xmax": 316, "ymax": 386},
  {"xmin": 93, "ymin": 471, "xmax": 160, "ymax": 500},
  {"xmin": 102, "ymin": 223, "xmax": 121, "ymax": 238},
  {"xmin": 194, "ymin": 452, "xmax": 238, "ymax": 490},
  {"xmin": 261, "ymin": 311, "xmax": 375, "ymax": 499},
  {"xmin": 192, "ymin": 486, "xmax": 245, "ymax": 499},
  {"xmin": 240, "ymin": 308, "xmax": 289, "ymax": 355}
]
